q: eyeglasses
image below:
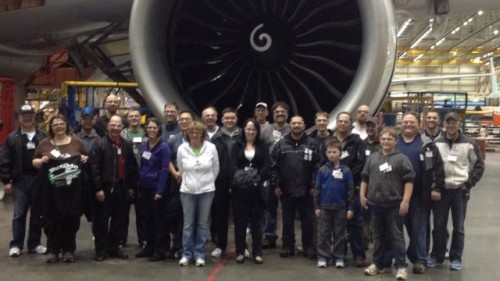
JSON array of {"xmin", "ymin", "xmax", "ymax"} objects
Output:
[
  {"xmin": 51, "ymin": 123, "xmax": 66, "ymax": 128},
  {"xmin": 128, "ymin": 115, "xmax": 141, "ymax": 119},
  {"xmin": 188, "ymin": 131, "xmax": 202, "ymax": 136},
  {"xmin": 379, "ymin": 137, "xmax": 395, "ymax": 142},
  {"xmin": 147, "ymin": 126, "xmax": 159, "ymax": 130}
]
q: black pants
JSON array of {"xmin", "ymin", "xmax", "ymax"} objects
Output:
[
  {"xmin": 212, "ymin": 187, "xmax": 231, "ymax": 251},
  {"xmin": 92, "ymin": 187, "xmax": 127, "ymax": 255},
  {"xmin": 280, "ymin": 195, "xmax": 314, "ymax": 251},
  {"xmin": 121, "ymin": 193, "xmax": 145, "ymax": 245},
  {"xmin": 139, "ymin": 188, "xmax": 167, "ymax": 255},
  {"xmin": 233, "ymin": 191, "xmax": 265, "ymax": 257},
  {"xmin": 47, "ymin": 215, "xmax": 80, "ymax": 254}
]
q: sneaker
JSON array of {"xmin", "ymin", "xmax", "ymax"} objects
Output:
[
  {"xmin": 426, "ymin": 257, "xmax": 442, "ymax": 268},
  {"xmin": 364, "ymin": 264, "xmax": 384, "ymax": 276},
  {"xmin": 246, "ymin": 227, "xmax": 251, "ymax": 235},
  {"xmin": 413, "ymin": 262, "xmax": 426, "ymax": 274},
  {"xmin": 211, "ymin": 248, "xmax": 223, "ymax": 258},
  {"xmin": 244, "ymin": 249, "xmax": 250, "ymax": 258},
  {"xmin": 396, "ymin": 268, "xmax": 408, "ymax": 280},
  {"xmin": 450, "ymin": 260, "xmax": 462, "ymax": 271},
  {"xmin": 195, "ymin": 258, "xmax": 205, "ymax": 267},
  {"xmin": 46, "ymin": 253, "xmax": 59, "ymax": 263},
  {"xmin": 335, "ymin": 259, "xmax": 345, "ymax": 268},
  {"xmin": 29, "ymin": 245, "xmax": 47, "ymax": 254},
  {"xmin": 9, "ymin": 247, "xmax": 21, "ymax": 257},
  {"xmin": 179, "ymin": 257, "xmax": 190, "ymax": 266},
  {"xmin": 317, "ymin": 257, "xmax": 327, "ymax": 268},
  {"xmin": 0, "ymin": 184, "xmax": 5, "ymax": 200},
  {"xmin": 445, "ymin": 249, "xmax": 449, "ymax": 259},
  {"xmin": 62, "ymin": 252, "xmax": 74, "ymax": 263}
]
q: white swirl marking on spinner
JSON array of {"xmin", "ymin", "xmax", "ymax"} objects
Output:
[{"xmin": 250, "ymin": 24, "xmax": 272, "ymax": 52}]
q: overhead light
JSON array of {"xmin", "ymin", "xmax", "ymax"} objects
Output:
[
  {"xmin": 468, "ymin": 18, "xmax": 473, "ymax": 23},
  {"xmin": 410, "ymin": 26, "xmax": 433, "ymax": 48},
  {"xmin": 436, "ymin": 38, "xmax": 446, "ymax": 46},
  {"xmin": 430, "ymin": 45, "xmax": 435, "ymax": 49},
  {"xmin": 478, "ymin": 10, "xmax": 483, "ymax": 16},
  {"xmin": 397, "ymin": 18, "xmax": 412, "ymax": 37},
  {"xmin": 494, "ymin": 30, "xmax": 499, "ymax": 35},
  {"xmin": 399, "ymin": 52, "xmax": 407, "ymax": 59},
  {"xmin": 414, "ymin": 54, "xmax": 424, "ymax": 62},
  {"xmin": 463, "ymin": 22, "xmax": 468, "ymax": 26}
]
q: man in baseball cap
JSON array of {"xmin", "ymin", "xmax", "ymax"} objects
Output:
[
  {"xmin": 444, "ymin": 112, "xmax": 460, "ymax": 122},
  {"xmin": 17, "ymin": 104, "xmax": 35, "ymax": 115}
]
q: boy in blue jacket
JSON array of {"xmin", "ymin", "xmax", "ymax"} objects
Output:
[{"xmin": 314, "ymin": 139, "xmax": 354, "ymax": 268}]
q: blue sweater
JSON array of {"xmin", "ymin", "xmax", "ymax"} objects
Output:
[
  {"xmin": 139, "ymin": 139, "xmax": 171, "ymax": 195},
  {"xmin": 314, "ymin": 162, "xmax": 355, "ymax": 210}
]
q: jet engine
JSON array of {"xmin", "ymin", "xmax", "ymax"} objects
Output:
[{"xmin": 132, "ymin": 0, "xmax": 396, "ymax": 125}]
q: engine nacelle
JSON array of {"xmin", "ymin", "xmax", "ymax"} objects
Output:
[{"xmin": 130, "ymin": 0, "xmax": 396, "ymax": 126}]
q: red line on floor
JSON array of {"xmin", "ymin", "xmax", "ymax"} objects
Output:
[{"xmin": 206, "ymin": 246, "xmax": 236, "ymax": 281}]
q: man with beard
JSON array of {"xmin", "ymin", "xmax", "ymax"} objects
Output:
[
  {"xmin": 352, "ymin": 105, "xmax": 370, "ymax": 140},
  {"xmin": 421, "ymin": 110, "xmax": 444, "ymax": 143},
  {"xmin": 161, "ymin": 102, "xmax": 181, "ymax": 141},
  {"xmin": 95, "ymin": 94, "xmax": 121, "ymax": 133}
]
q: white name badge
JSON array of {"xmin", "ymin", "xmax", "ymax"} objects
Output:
[
  {"xmin": 379, "ymin": 162, "xmax": 389, "ymax": 171},
  {"xmin": 365, "ymin": 150, "xmax": 371, "ymax": 156},
  {"xmin": 332, "ymin": 170, "xmax": 343, "ymax": 179},
  {"xmin": 341, "ymin": 151, "xmax": 349, "ymax": 159},
  {"xmin": 420, "ymin": 154, "xmax": 424, "ymax": 161},
  {"xmin": 26, "ymin": 142, "xmax": 36, "ymax": 150},
  {"xmin": 142, "ymin": 151, "xmax": 152, "ymax": 160},
  {"xmin": 426, "ymin": 151, "xmax": 433, "ymax": 158},
  {"xmin": 50, "ymin": 149, "xmax": 61, "ymax": 158},
  {"xmin": 117, "ymin": 148, "xmax": 122, "ymax": 155},
  {"xmin": 133, "ymin": 137, "xmax": 142, "ymax": 143},
  {"xmin": 447, "ymin": 155, "xmax": 457, "ymax": 162}
]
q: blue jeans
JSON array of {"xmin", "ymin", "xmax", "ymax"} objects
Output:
[
  {"xmin": 405, "ymin": 196, "xmax": 428, "ymax": 264},
  {"xmin": 347, "ymin": 196, "xmax": 365, "ymax": 259},
  {"xmin": 10, "ymin": 175, "xmax": 43, "ymax": 250},
  {"xmin": 431, "ymin": 188, "xmax": 466, "ymax": 263},
  {"xmin": 180, "ymin": 191, "xmax": 214, "ymax": 260},
  {"xmin": 263, "ymin": 181, "xmax": 278, "ymax": 240},
  {"xmin": 371, "ymin": 206, "xmax": 407, "ymax": 269}
]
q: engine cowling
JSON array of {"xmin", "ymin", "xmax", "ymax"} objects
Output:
[{"xmin": 130, "ymin": 0, "xmax": 396, "ymax": 126}]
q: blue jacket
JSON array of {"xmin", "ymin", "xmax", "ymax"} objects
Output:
[
  {"xmin": 314, "ymin": 162, "xmax": 355, "ymax": 210},
  {"xmin": 139, "ymin": 139, "xmax": 171, "ymax": 196}
]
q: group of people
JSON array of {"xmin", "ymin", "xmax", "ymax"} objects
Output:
[{"xmin": 0, "ymin": 97, "xmax": 485, "ymax": 280}]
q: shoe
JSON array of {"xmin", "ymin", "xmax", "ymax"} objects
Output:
[
  {"xmin": 135, "ymin": 250, "xmax": 153, "ymax": 258},
  {"xmin": 244, "ymin": 249, "xmax": 250, "ymax": 258},
  {"xmin": 317, "ymin": 257, "xmax": 327, "ymax": 268},
  {"xmin": 0, "ymin": 184, "xmax": 5, "ymax": 200},
  {"xmin": 195, "ymin": 258, "xmax": 205, "ymax": 267},
  {"xmin": 335, "ymin": 259, "xmax": 345, "ymax": 268},
  {"xmin": 445, "ymin": 249, "xmax": 449, "ymax": 259},
  {"xmin": 235, "ymin": 254, "xmax": 245, "ymax": 263},
  {"xmin": 426, "ymin": 257, "xmax": 442, "ymax": 268},
  {"xmin": 355, "ymin": 257, "xmax": 367, "ymax": 267},
  {"xmin": 95, "ymin": 253, "xmax": 106, "ymax": 262},
  {"xmin": 9, "ymin": 247, "xmax": 21, "ymax": 257},
  {"xmin": 108, "ymin": 249, "xmax": 128, "ymax": 259},
  {"xmin": 413, "ymin": 262, "xmax": 426, "ymax": 274},
  {"xmin": 303, "ymin": 248, "xmax": 317, "ymax": 259},
  {"xmin": 450, "ymin": 260, "xmax": 462, "ymax": 271},
  {"xmin": 246, "ymin": 227, "xmax": 251, "ymax": 235},
  {"xmin": 396, "ymin": 268, "xmax": 408, "ymax": 280},
  {"xmin": 211, "ymin": 248, "xmax": 223, "ymax": 258},
  {"xmin": 148, "ymin": 254, "xmax": 165, "ymax": 262},
  {"xmin": 28, "ymin": 245, "xmax": 47, "ymax": 254},
  {"xmin": 279, "ymin": 248, "xmax": 295, "ymax": 258},
  {"xmin": 174, "ymin": 249, "xmax": 183, "ymax": 259},
  {"xmin": 262, "ymin": 238, "xmax": 277, "ymax": 249},
  {"xmin": 254, "ymin": 256, "xmax": 264, "ymax": 264},
  {"xmin": 179, "ymin": 257, "xmax": 190, "ymax": 266},
  {"xmin": 62, "ymin": 252, "xmax": 74, "ymax": 263},
  {"xmin": 364, "ymin": 264, "xmax": 385, "ymax": 276},
  {"xmin": 46, "ymin": 253, "xmax": 59, "ymax": 263}
]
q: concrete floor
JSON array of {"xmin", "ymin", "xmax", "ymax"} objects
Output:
[{"xmin": 0, "ymin": 152, "xmax": 499, "ymax": 281}]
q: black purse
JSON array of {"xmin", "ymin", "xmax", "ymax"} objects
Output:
[{"xmin": 232, "ymin": 167, "xmax": 261, "ymax": 190}]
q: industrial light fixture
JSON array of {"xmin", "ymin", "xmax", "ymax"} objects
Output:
[{"xmin": 397, "ymin": 18, "xmax": 412, "ymax": 37}]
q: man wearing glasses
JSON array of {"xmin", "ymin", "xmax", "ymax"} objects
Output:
[
  {"xmin": 428, "ymin": 112, "xmax": 484, "ymax": 271},
  {"xmin": 162, "ymin": 102, "xmax": 181, "ymax": 141}
]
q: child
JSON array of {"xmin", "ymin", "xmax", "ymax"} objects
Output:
[
  {"xmin": 314, "ymin": 139, "xmax": 355, "ymax": 268},
  {"xmin": 360, "ymin": 127, "xmax": 415, "ymax": 280}
]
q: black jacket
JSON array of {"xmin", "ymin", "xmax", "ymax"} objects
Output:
[
  {"xmin": 88, "ymin": 135, "xmax": 139, "ymax": 193},
  {"xmin": 271, "ymin": 133, "xmax": 319, "ymax": 197},
  {"xmin": 212, "ymin": 128, "xmax": 241, "ymax": 190},
  {"xmin": 0, "ymin": 127, "xmax": 47, "ymax": 184},
  {"xmin": 230, "ymin": 139, "xmax": 271, "ymax": 185},
  {"xmin": 420, "ymin": 139, "xmax": 445, "ymax": 203}
]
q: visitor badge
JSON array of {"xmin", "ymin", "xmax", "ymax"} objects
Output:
[
  {"xmin": 117, "ymin": 148, "xmax": 122, "ymax": 155},
  {"xmin": 341, "ymin": 151, "xmax": 349, "ymax": 159},
  {"xmin": 379, "ymin": 162, "xmax": 391, "ymax": 172},
  {"xmin": 447, "ymin": 155, "xmax": 457, "ymax": 162},
  {"xmin": 133, "ymin": 137, "xmax": 142, "ymax": 143},
  {"xmin": 26, "ymin": 141, "xmax": 36, "ymax": 150},
  {"xmin": 420, "ymin": 154, "xmax": 424, "ymax": 161},
  {"xmin": 365, "ymin": 150, "xmax": 371, "ymax": 156},
  {"xmin": 426, "ymin": 151, "xmax": 433, "ymax": 158},
  {"xmin": 272, "ymin": 130, "xmax": 281, "ymax": 141},
  {"xmin": 142, "ymin": 151, "xmax": 152, "ymax": 160},
  {"xmin": 332, "ymin": 170, "xmax": 343, "ymax": 179},
  {"xmin": 50, "ymin": 149, "xmax": 61, "ymax": 158}
]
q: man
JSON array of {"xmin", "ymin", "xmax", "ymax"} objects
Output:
[
  {"xmin": 352, "ymin": 105, "xmax": 370, "ymax": 140},
  {"xmin": 89, "ymin": 115, "xmax": 139, "ymax": 261},
  {"xmin": 254, "ymin": 102, "xmax": 273, "ymax": 143},
  {"xmin": 309, "ymin": 111, "xmax": 333, "ymax": 146},
  {"xmin": 161, "ymin": 102, "xmax": 181, "ymax": 141},
  {"xmin": 428, "ymin": 112, "xmax": 484, "ymax": 271},
  {"xmin": 74, "ymin": 107, "xmax": 105, "ymax": 151},
  {"xmin": 320, "ymin": 112, "xmax": 366, "ymax": 266},
  {"xmin": 263, "ymin": 101, "xmax": 291, "ymax": 249},
  {"xmin": 396, "ymin": 112, "xmax": 445, "ymax": 274},
  {"xmin": 201, "ymin": 106, "xmax": 219, "ymax": 140},
  {"xmin": 362, "ymin": 116, "xmax": 379, "ymax": 250},
  {"xmin": 120, "ymin": 108, "xmax": 146, "ymax": 247},
  {"xmin": 421, "ymin": 110, "xmax": 443, "ymax": 143},
  {"xmin": 272, "ymin": 115, "xmax": 319, "ymax": 258},
  {"xmin": 0, "ymin": 105, "xmax": 48, "ymax": 257},
  {"xmin": 95, "ymin": 94, "xmax": 121, "ymax": 132},
  {"xmin": 166, "ymin": 110, "xmax": 194, "ymax": 259},
  {"xmin": 211, "ymin": 108, "xmax": 241, "ymax": 258}
]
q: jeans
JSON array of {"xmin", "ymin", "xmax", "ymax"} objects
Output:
[
  {"xmin": 405, "ymin": 196, "xmax": 428, "ymax": 264},
  {"xmin": 263, "ymin": 181, "xmax": 278, "ymax": 240},
  {"xmin": 280, "ymin": 195, "xmax": 314, "ymax": 251},
  {"xmin": 180, "ymin": 191, "xmax": 214, "ymax": 260},
  {"xmin": 431, "ymin": 188, "xmax": 466, "ymax": 263},
  {"xmin": 317, "ymin": 208, "xmax": 346, "ymax": 260},
  {"xmin": 10, "ymin": 175, "xmax": 43, "ymax": 250},
  {"xmin": 371, "ymin": 206, "xmax": 407, "ymax": 269}
]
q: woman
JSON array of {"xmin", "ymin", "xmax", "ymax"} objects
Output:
[
  {"xmin": 32, "ymin": 114, "xmax": 88, "ymax": 263},
  {"xmin": 230, "ymin": 118, "xmax": 270, "ymax": 264},
  {"xmin": 135, "ymin": 118, "xmax": 171, "ymax": 261},
  {"xmin": 177, "ymin": 121, "xmax": 219, "ymax": 267}
]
